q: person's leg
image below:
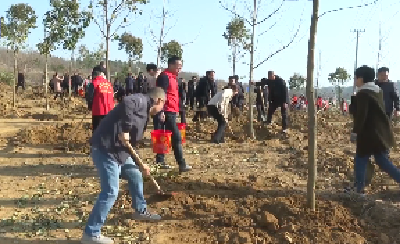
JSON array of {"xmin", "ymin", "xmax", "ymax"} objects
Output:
[
  {"xmin": 374, "ymin": 151, "xmax": 400, "ymax": 184},
  {"xmin": 354, "ymin": 154, "xmax": 371, "ymax": 193},
  {"xmin": 152, "ymin": 112, "xmax": 166, "ymax": 166},
  {"xmin": 280, "ymin": 105, "xmax": 288, "ymax": 131},
  {"xmin": 83, "ymin": 147, "xmax": 119, "ymax": 243},
  {"xmin": 265, "ymin": 103, "xmax": 277, "ymax": 124},
  {"xmin": 256, "ymin": 105, "xmax": 262, "ymax": 122},
  {"xmin": 164, "ymin": 112, "xmax": 190, "ymax": 171},
  {"xmin": 189, "ymin": 96, "xmax": 194, "ymax": 110},
  {"xmin": 213, "ymin": 107, "xmax": 226, "ymax": 143},
  {"xmin": 180, "ymin": 110, "xmax": 186, "ymax": 124}
]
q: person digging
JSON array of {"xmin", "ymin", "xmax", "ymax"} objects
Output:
[
  {"xmin": 81, "ymin": 87, "xmax": 166, "ymax": 244},
  {"xmin": 207, "ymin": 84, "xmax": 239, "ymax": 143}
]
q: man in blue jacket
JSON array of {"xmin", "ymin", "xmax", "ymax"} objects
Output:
[{"xmin": 375, "ymin": 67, "xmax": 400, "ymax": 119}]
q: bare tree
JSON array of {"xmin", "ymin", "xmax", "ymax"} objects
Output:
[
  {"xmin": 220, "ymin": 0, "xmax": 303, "ymax": 138},
  {"xmin": 145, "ymin": 0, "xmax": 200, "ymax": 67},
  {"xmin": 89, "ymin": 0, "xmax": 146, "ymax": 81}
]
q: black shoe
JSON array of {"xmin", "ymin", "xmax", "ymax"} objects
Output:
[
  {"xmin": 179, "ymin": 164, "xmax": 192, "ymax": 173},
  {"xmin": 156, "ymin": 162, "xmax": 171, "ymax": 169}
]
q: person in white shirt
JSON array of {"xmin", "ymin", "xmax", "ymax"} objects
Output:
[
  {"xmin": 207, "ymin": 84, "xmax": 238, "ymax": 144},
  {"xmin": 146, "ymin": 64, "xmax": 160, "ymax": 89}
]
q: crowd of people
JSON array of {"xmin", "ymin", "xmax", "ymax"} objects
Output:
[{"xmin": 38, "ymin": 59, "xmax": 400, "ymax": 244}]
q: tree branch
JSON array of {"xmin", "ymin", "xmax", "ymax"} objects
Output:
[
  {"xmin": 110, "ymin": 1, "xmax": 125, "ymax": 22},
  {"xmin": 92, "ymin": 15, "xmax": 106, "ymax": 38},
  {"xmin": 181, "ymin": 28, "xmax": 202, "ymax": 46},
  {"xmin": 258, "ymin": 21, "xmax": 277, "ymax": 37},
  {"xmin": 254, "ymin": 23, "xmax": 301, "ymax": 69},
  {"xmin": 219, "ymin": 1, "xmax": 251, "ymax": 25},
  {"xmin": 255, "ymin": 0, "xmax": 284, "ymax": 26},
  {"xmin": 162, "ymin": 19, "xmax": 178, "ymax": 39},
  {"xmin": 318, "ymin": 0, "xmax": 379, "ymax": 18}
]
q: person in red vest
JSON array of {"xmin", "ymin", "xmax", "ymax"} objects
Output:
[
  {"xmin": 90, "ymin": 71, "xmax": 115, "ymax": 132},
  {"xmin": 341, "ymin": 98, "xmax": 348, "ymax": 115},
  {"xmin": 155, "ymin": 56, "xmax": 192, "ymax": 173},
  {"xmin": 292, "ymin": 95, "xmax": 298, "ymax": 111},
  {"xmin": 317, "ymin": 96, "xmax": 323, "ymax": 111}
]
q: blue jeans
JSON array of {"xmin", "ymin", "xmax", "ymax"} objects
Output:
[
  {"xmin": 84, "ymin": 147, "xmax": 146, "ymax": 237},
  {"xmin": 154, "ymin": 111, "xmax": 185, "ymax": 166},
  {"xmin": 354, "ymin": 151, "xmax": 400, "ymax": 193}
]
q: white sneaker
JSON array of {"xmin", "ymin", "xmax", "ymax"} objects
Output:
[{"xmin": 81, "ymin": 233, "xmax": 114, "ymax": 244}]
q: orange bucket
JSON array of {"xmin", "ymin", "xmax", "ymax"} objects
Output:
[
  {"xmin": 151, "ymin": 130, "xmax": 172, "ymax": 154},
  {"xmin": 176, "ymin": 123, "xmax": 186, "ymax": 143},
  {"xmin": 78, "ymin": 88, "xmax": 84, "ymax": 97}
]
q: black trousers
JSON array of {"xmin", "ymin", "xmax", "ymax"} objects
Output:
[
  {"xmin": 193, "ymin": 97, "xmax": 208, "ymax": 121},
  {"xmin": 256, "ymin": 104, "xmax": 265, "ymax": 122},
  {"xmin": 207, "ymin": 105, "xmax": 226, "ymax": 142},
  {"xmin": 186, "ymin": 94, "xmax": 194, "ymax": 109},
  {"xmin": 92, "ymin": 115, "xmax": 106, "ymax": 132},
  {"xmin": 266, "ymin": 102, "xmax": 287, "ymax": 130},
  {"xmin": 179, "ymin": 110, "xmax": 186, "ymax": 124}
]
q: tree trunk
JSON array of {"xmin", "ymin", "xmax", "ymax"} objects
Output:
[
  {"xmin": 68, "ymin": 50, "xmax": 73, "ymax": 98},
  {"xmin": 248, "ymin": 0, "xmax": 256, "ymax": 139},
  {"xmin": 129, "ymin": 57, "xmax": 132, "ymax": 72},
  {"xmin": 45, "ymin": 54, "xmax": 49, "ymax": 110},
  {"xmin": 13, "ymin": 49, "xmax": 18, "ymax": 108},
  {"xmin": 306, "ymin": 0, "xmax": 319, "ymax": 210},
  {"xmin": 105, "ymin": 1, "xmax": 110, "ymax": 81},
  {"xmin": 157, "ymin": 0, "xmax": 166, "ymax": 67},
  {"xmin": 232, "ymin": 40, "xmax": 236, "ymax": 76}
]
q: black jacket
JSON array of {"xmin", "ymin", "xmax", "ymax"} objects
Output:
[
  {"xmin": 196, "ymin": 77, "xmax": 209, "ymax": 98},
  {"xmin": 136, "ymin": 76, "xmax": 148, "ymax": 94},
  {"xmin": 375, "ymin": 80, "xmax": 399, "ymax": 114},
  {"xmin": 178, "ymin": 80, "xmax": 186, "ymax": 111},
  {"xmin": 187, "ymin": 80, "xmax": 195, "ymax": 95},
  {"xmin": 260, "ymin": 76, "xmax": 289, "ymax": 104}
]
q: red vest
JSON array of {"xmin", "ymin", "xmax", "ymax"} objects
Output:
[
  {"xmin": 162, "ymin": 69, "xmax": 179, "ymax": 113},
  {"xmin": 92, "ymin": 76, "xmax": 115, "ymax": 116}
]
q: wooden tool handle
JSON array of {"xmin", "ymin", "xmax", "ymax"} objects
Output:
[{"xmin": 126, "ymin": 143, "xmax": 161, "ymax": 191}]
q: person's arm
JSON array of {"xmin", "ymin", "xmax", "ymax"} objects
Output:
[
  {"xmin": 119, "ymin": 96, "xmax": 140, "ymax": 145},
  {"xmin": 353, "ymin": 92, "xmax": 369, "ymax": 134},
  {"xmin": 392, "ymin": 83, "xmax": 400, "ymax": 111}
]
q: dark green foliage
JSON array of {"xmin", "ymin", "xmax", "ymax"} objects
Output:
[
  {"xmin": 160, "ymin": 40, "xmax": 183, "ymax": 63},
  {"xmin": 118, "ymin": 32, "xmax": 143, "ymax": 61},
  {"xmin": 2, "ymin": 3, "xmax": 37, "ymax": 50},
  {"xmin": 289, "ymin": 73, "xmax": 306, "ymax": 90}
]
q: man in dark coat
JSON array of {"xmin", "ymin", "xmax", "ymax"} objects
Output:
[
  {"xmin": 257, "ymin": 71, "xmax": 289, "ymax": 133},
  {"xmin": 351, "ymin": 65, "xmax": 400, "ymax": 195},
  {"xmin": 16, "ymin": 72, "xmax": 25, "ymax": 91},
  {"xmin": 178, "ymin": 78, "xmax": 186, "ymax": 123},
  {"xmin": 375, "ymin": 67, "xmax": 400, "ymax": 119},
  {"xmin": 125, "ymin": 73, "xmax": 135, "ymax": 95},
  {"xmin": 136, "ymin": 72, "xmax": 148, "ymax": 94},
  {"xmin": 186, "ymin": 76, "xmax": 196, "ymax": 110},
  {"xmin": 193, "ymin": 71, "xmax": 216, "ymax": 121}
]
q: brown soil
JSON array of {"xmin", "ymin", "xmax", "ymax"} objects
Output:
[{"xmin": 0, "ymin": 85, "xmax": 400, "ymax": 244}]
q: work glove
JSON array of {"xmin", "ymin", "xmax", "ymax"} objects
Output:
[{"xmin": 350, "ymin": 133, "xmax": 357, "ymax": 143}]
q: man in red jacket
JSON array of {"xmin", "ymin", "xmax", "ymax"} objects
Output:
[
  {"xmin": 155, "ymin": 56, "xmax": 192, "ymax": 173},
  {"xmin": 91, "ymin": 71, "xmax": 115, "ymax": 132}
]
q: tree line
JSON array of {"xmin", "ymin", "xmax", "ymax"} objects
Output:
[{"xmin": 0, "ymin": 0, "xmax": 185, "ymax": 107}]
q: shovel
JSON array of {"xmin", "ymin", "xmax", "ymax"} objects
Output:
[{"xmin": 125, "ymin": 142, "xmax": 176, "ymax": 201}]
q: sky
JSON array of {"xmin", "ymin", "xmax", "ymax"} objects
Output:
[{"xmin": 1, "ymin": 0, "xmax": 399, "ymax": 87}]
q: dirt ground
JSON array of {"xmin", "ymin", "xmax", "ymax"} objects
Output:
[{"xmin": 1, "ymin": 84, "xmax": 400, "ymax": 244}]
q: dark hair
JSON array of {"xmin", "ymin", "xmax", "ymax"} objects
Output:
[
  {"xmin": 100, "ymin": 61, "xmax": 105, "ymax": 65},
  {"xmin": 268, "ymin": 71, "xmax": 274, "ymax": 75},
  {"xmin": 377, "ymin": 67, "xmax": 389, "ymax": 73},
  {"xmin": 355, "ymin": 66, "xmax": 375, "ymax": 83},
  {"xmin": 168, "ymin": 56, "xmax": 181, "ymax": 65},
  {"xmin": 146, "ymin": 63, "xmax": 157, "ymax": 72},
  {"xmin": 192, "ymin": 76, "xmax": 197, "ymax": 79},
  {"xmin": 93, "ymin": 71, "xmax": 102, "ymax": 78}
]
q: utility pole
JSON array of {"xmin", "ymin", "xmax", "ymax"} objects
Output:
[
  {"xmin": 351, "ymin": 29, "xmax": 365, "ymax": 92},
  {"xmin": 376, "ymin": 23, "xmax": 382, "ymax": 74}
]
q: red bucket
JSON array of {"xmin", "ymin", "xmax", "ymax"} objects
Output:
[
  {"xmin": 177, "ymin": 123, "xmax": 186, "ymax": 143},
  {"xmin": 151, "ymin": 130, "xmax": 172, "ymax": 154},
  {"xmin": 78, "ymin": 88, "xmax": 84, "ymax": 97}
]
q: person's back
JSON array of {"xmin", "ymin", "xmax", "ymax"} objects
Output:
[
  {"xmin": 91, "ymin": 76, "xmax": 115, "ymax": 116},
  {"xmin": 91, "ymin": 93, "xmax": 149, "ymax": 162},
  {"xmin": 354, "ymin": 85, "xmax": 394, "ymax": 155}
]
